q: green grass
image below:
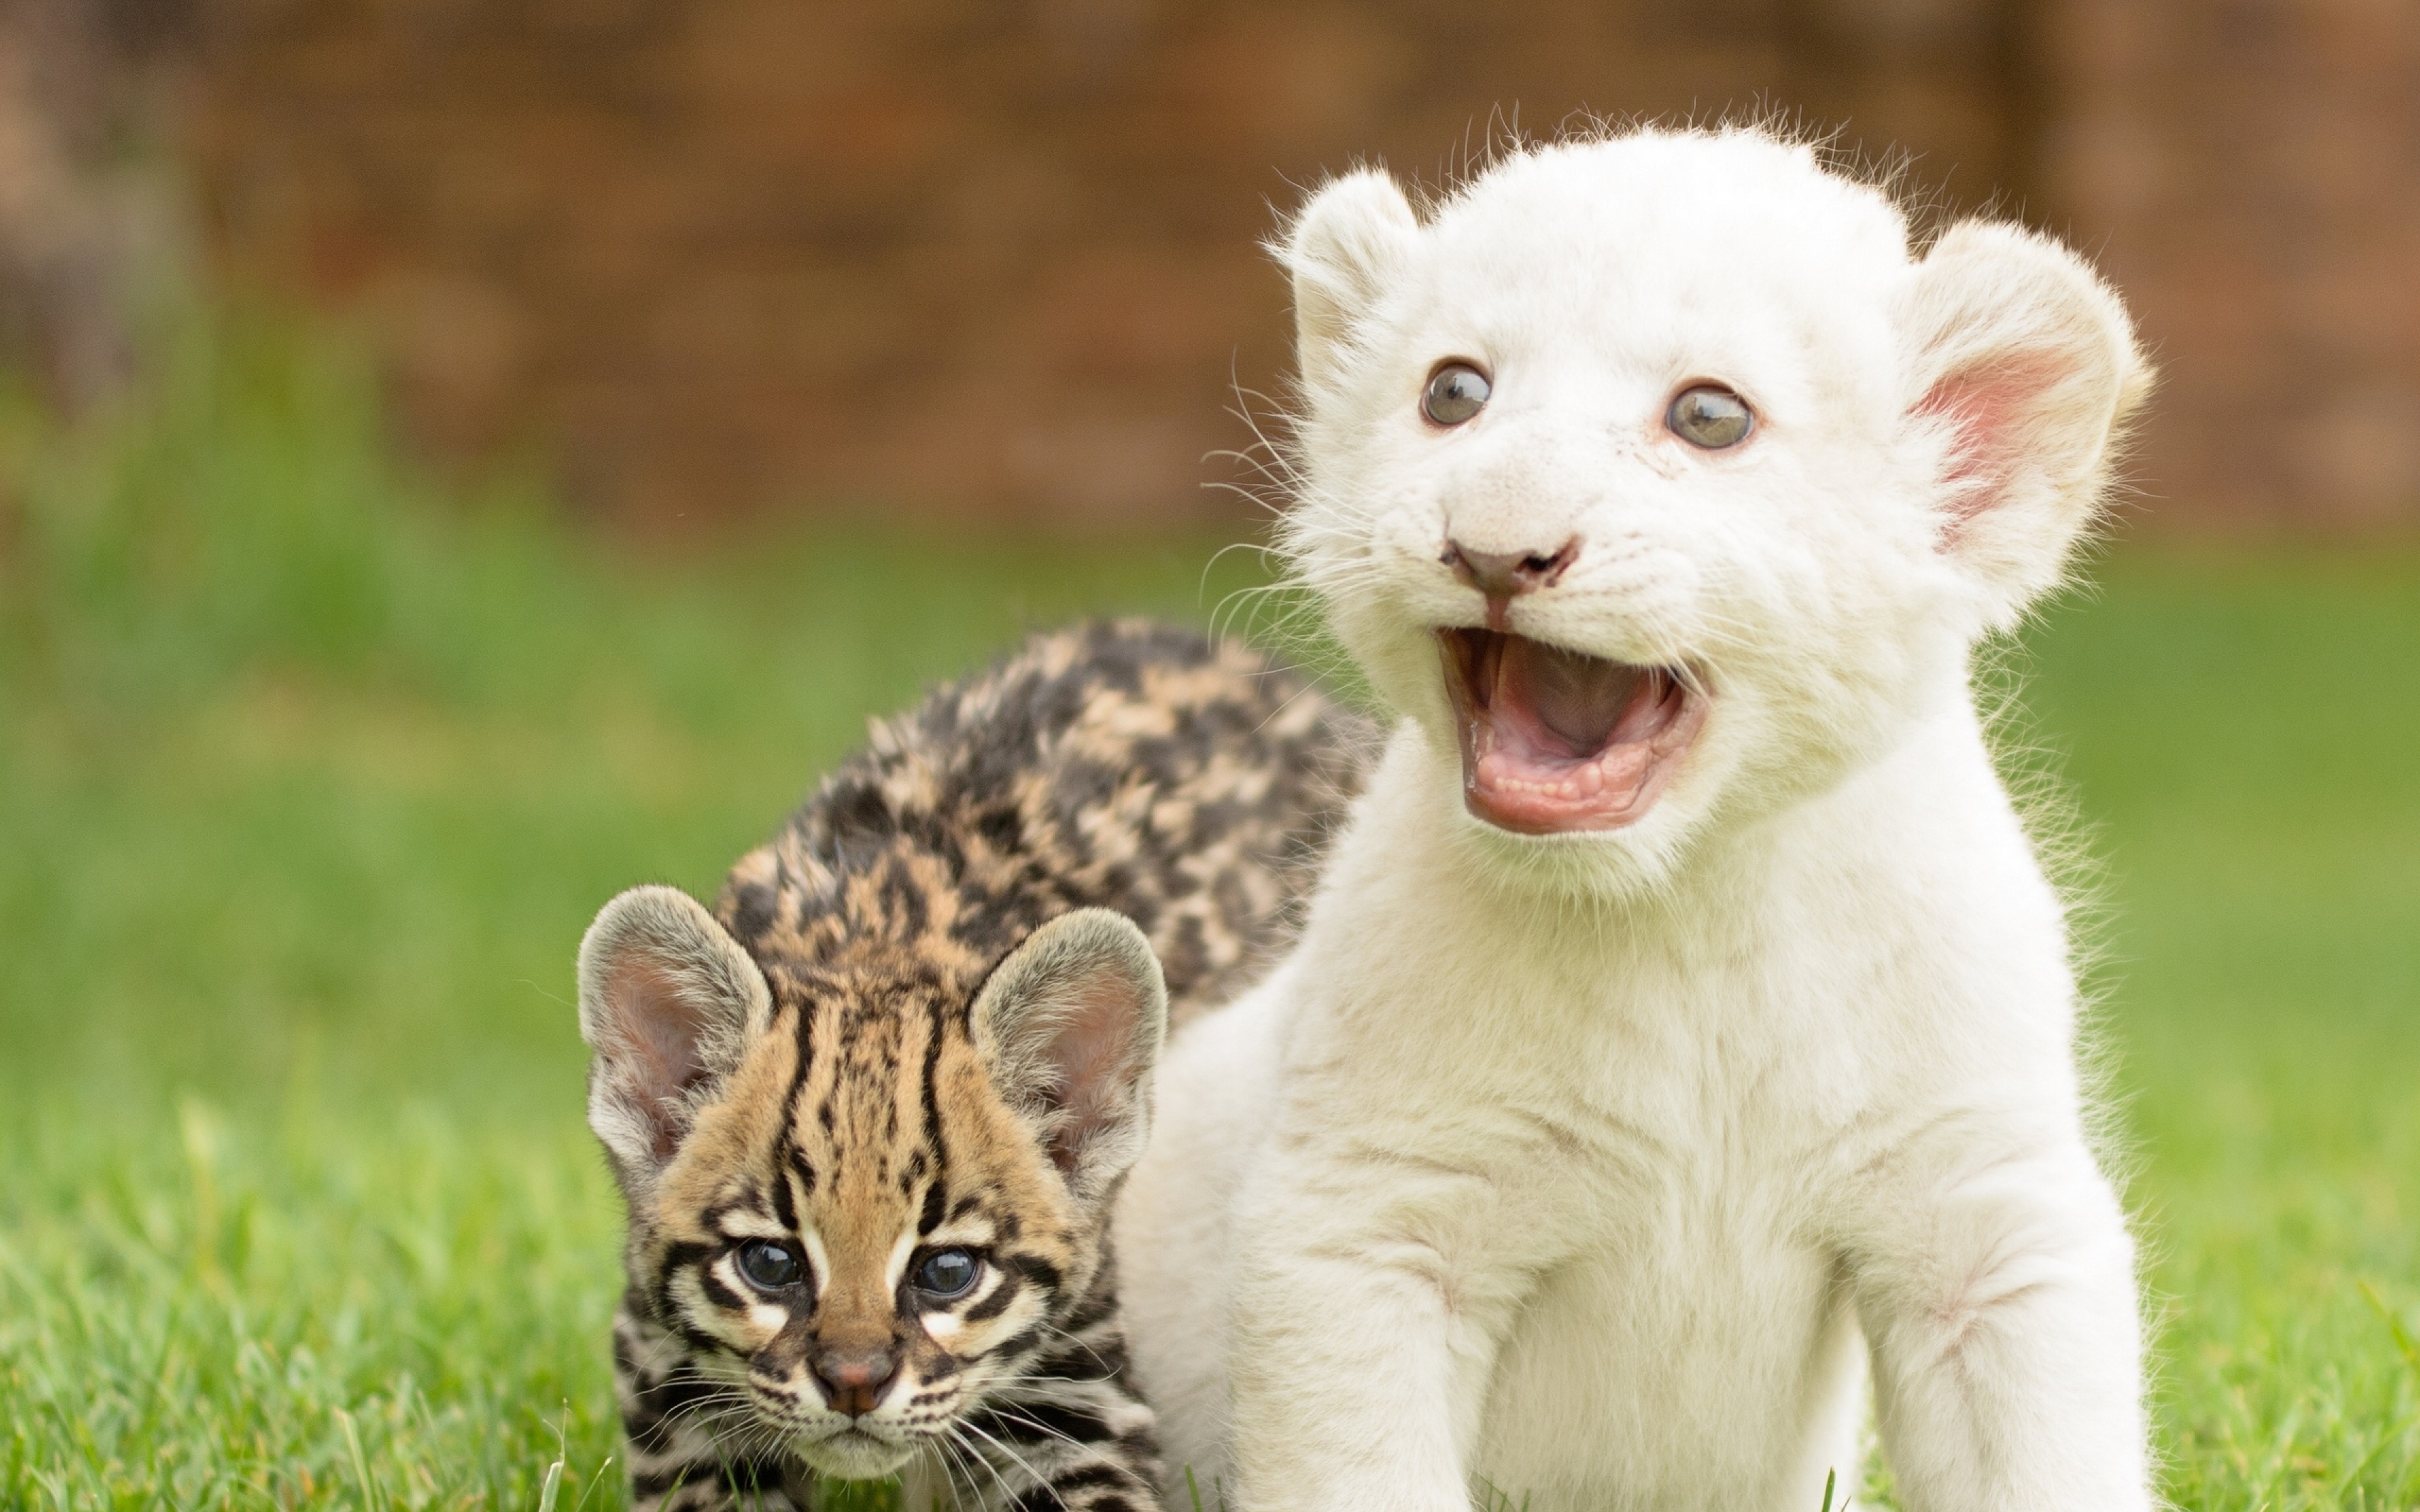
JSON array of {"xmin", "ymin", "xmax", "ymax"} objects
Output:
[
  {"xmin": 1, "ymin": 314, "xmax": 2414, "ymax": 1509},
  {"xmin": 2023, "ymin": 547, "xmax": 2420, "ymax": 1508}
]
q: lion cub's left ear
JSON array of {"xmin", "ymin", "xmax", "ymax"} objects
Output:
[
  {"xmin": 1897, "ymin": 221, "xmax": 2154, "ymax": 627},
  {"xmin": 972, "ymin": 909, "xmax": 1169, "ymax": 1206}
]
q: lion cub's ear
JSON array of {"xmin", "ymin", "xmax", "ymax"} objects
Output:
[
  {"xmin": 971, "ymin": 909, "xmax": 1169, "ymax": 1206},
  {"xmin": 577, "ymin": 885, "xmax": 773, "ymax": 1194},
  {"xmin": 1276, "ymin": 167, "xmax": 1419, "ymax": 405},
  {"xmin": 1898, "ymin": 220, "xmax": 2154, "ymax": 627}
]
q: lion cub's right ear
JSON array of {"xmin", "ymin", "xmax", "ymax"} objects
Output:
[
  {"xmin": 1275, "ymin": 168, "xmax": 1419, "ymax": 405},
  {"xmin": 577, "ymin": 885, "xmax": 773, "ymax": 1194}
]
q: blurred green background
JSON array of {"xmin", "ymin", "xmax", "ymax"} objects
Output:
[{"xmin": 1, "ymin": 313, "xmax": 2415, "ymax": 1508}]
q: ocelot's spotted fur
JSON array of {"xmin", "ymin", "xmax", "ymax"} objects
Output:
[{"xmin": 575, "ymin": 621, "xmax": 1371, "ymax": 1511}]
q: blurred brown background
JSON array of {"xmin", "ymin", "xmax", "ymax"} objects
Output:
[{"xmin": 6, "ymin": 0, "xmax": 2417, "ymax": 531}]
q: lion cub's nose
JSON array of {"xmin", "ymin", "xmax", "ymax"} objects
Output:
[
  {"xmin": 810, "ymin": 1344, "xmax": 901, "ymax": 1417},
  {"xmin": 1443, "ymin": 537, "xmax": 1580, "ymax": 600}
]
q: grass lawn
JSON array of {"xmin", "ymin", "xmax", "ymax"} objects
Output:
[{"xmin": 1, "ymin": 318, "xmax": 2414, "ymax": 1510}]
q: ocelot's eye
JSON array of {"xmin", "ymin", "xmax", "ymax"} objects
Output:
[
  {"xmin": 1666, "ymin": 384, "xmax": 1754, "ymax": 449},
  {"xmin": 1422, "ymin": 362, "xmax": 1491, "ymax": 427},
  {"xmin": 913, "ymin": 1248, "xmax": 981, "ymax": 1301},
  {"xmin": 734, "ymin": 1239, "xmax": 804, "ymax": 1292}
]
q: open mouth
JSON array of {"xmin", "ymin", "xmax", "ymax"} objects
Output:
[{"xmin": 1438, "ymin": 629, "xmax": 1707, "ymax": 834}]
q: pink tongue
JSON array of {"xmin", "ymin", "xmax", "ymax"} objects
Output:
[{"xmin": 1501, "ymin": 639, "xmax": 1642, "ymax": 755}]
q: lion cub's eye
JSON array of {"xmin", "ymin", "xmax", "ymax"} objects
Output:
[
  {"xmin": 1422, "ymin": 362, "xmax": 1491, "ymax": 427},
  {"xmin": 913, "ymin": 1247, "xmax": 981, "ymax": 1301},
  {"xmin": 1666, "ymin": 384, "xmax": 1754, "ymax": 449},
  {"xmin": 734, "ymin": 1239, "xmax": 804, "ymax": 1292}
]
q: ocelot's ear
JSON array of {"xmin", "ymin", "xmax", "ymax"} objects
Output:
[
  {"xmin": 577, "ymin": 885, "xmax": 773, "ymax": 1196},
  {"xmin": 1274, "ymin": 167, "xmax": 1418, "ymax": 406},
  {"xmin": 971, "ymin": 909, "xmax": 1169, "ymax": 1206},
  {"xmin": 1898, "ymin": 220, "xmax": 2153, "ymax": 628}
]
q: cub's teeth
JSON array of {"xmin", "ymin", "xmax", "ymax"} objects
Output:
[{"xmin": 1474, "ymin": 740, "xmax": 1661, "ymax": 806}]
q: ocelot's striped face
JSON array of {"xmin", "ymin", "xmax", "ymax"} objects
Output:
[
  {"xmin": 578, "ymin": 892, "xmax": 1165, "ymax": 1489},
  {"xmin": 643, "ymin": 959, "xmax": 1102, "ymax": 1478}
]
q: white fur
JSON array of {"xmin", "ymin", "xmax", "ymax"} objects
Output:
[{"xmin": 1115, "ymin": 127, "xmax": 2152, "ymax": 1512}]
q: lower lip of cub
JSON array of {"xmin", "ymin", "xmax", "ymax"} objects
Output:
[{"xmin": 1436, "ymin": 627, "xmax": 1707, "ymax": 834}]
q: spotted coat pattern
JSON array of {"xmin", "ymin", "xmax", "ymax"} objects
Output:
[{"xmin": 609, "ymin": 621, "xmax": 1373, "ymax": 1511}]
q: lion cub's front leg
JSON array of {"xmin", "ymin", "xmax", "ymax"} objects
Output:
[
  {"xmin": 1222, "ymin": 1150, "xmax": 1527, "ymax": 1512},
  {"xmin": 1853, "ymin": 1133, "xmax": 2149, "ymax": 1511}
]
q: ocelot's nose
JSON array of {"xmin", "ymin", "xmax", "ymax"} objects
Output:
[
  {"xmin": 810, "ymin": 1344, "xmax": 900, "ymax": 1418},
  {"xmin": 1442, "ymin": 537, "xmax": 1580, "ymax": 600}
]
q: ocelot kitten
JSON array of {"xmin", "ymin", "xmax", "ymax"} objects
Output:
[{"xmin": 575, "ymin": 621, "xmax": 1371, "ymax": 1512}]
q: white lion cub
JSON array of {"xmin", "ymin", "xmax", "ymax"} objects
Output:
[{"xmin": 1115, "ymin": 127, "xmax": 2154, "ymax": 1512}]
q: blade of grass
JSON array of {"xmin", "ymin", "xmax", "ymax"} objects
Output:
[
  {"xmin": 337, "ymin": 1408, "xmax": 381, "ymax": 1512},
  {"xmin": 2359, "ymin": 1280, "xmax": 2420, "ymax": 1378}
]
